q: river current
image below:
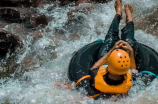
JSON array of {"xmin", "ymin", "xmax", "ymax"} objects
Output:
[{"xmin": 0, "ymin": 0, "xmax": 158, "ymax": 103}]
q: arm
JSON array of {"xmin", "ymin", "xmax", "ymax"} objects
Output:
[
  {"xmin": 129, "ymin": 49, "xmax": 136, "ymax": 70},
  {"xmin": 91, "ymin": 48, "xmax": 113, "ymax": 70},
  {"xmin": 91, "ymin": 40, "xmax": 123, "ymax": 70},
  {"xmin": 121, "ymin": 41, "xmax": 138, "ymax": 73}
]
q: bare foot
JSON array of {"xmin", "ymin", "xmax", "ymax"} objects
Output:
[
  {"xmin": 114, "ymin": 0, "xmax": 122, "ymax": 18},
  {"xmin": 124, "ymin": 4, "xmax": 133, "ymax": 23}
]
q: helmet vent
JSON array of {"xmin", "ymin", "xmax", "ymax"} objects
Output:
[
  {"xmin": 118, "ymin": 61, "xmax": 120, "ymax": 63},
  {"xmin": 127, "ymin": 60, "xmax": 129, "ymax": 62},
  {"xmin": 123, "ymin": 61, "xmax": 125, "ymax": 63},
  {"xmin": 125, "ymin": 56, "xmax": 126, "ymax": 58},
  {"xmin": 126, "ymin": 65, "xmax": 127, "ymax": 66},
  {"xmin": 121, "ymin": 65, "xmax": 123, "ymax": 67},
  {"xmin": 120, "ymin": 56, "xmax": 122, "ymax": 59},
  {"xmin": 116, "ymin": 49, "xmax": 118, "ymax": 51}
]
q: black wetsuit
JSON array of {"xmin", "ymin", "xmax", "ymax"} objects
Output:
[{"xmin": 98, "ymin": 14, "xmax": 138, "ymax": 60}]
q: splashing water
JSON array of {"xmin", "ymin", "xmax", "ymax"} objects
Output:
[{"xmin": 0, "ymin": 0, "xmax": 158, "ymax": 103}]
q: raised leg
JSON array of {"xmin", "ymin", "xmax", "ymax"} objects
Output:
[
  {"xmin": 121, "ymin": 4, "xmax": 138, "ymax": 55},
  {"xmin": 98, "ymin": 0, "xmax": 122, "ymax": 59}
]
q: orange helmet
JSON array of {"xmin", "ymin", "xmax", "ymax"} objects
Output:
[{"xmin": 108, "ymin": 49, "xmax": 130, "ymax": 75}]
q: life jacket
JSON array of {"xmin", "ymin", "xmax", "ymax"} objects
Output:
[{"xmin": 94, "ymin": 65, "xmax": 132, "ymax": 94}]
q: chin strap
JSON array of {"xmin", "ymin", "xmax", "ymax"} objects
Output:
[{"xmin": 139, "ymin": 71, "xmax": 158, "ymax": 78}]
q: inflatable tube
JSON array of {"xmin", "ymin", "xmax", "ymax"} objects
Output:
[
  {"xmin": 68, "ymin": 40, "xmax": 103, "ymax": 82},
  {"xmin": 68, "ymin": 39, "xmax": 158, "ymax": 96},
  {"xmin": 136, "ymin": 43, "xmax": 158, "ymax": 75}
]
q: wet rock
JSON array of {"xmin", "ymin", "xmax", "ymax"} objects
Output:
[
  {"xmin": 49, "ymin": 52, "xmax": 57, "ymax": 60},
  {"xmin": 0, "ymin": 7, "xmax": 48, "ymax": 29},
  {"xmin": 0, "ymin": 29, "xmax": 23, "ymax": 78},
  {"xmin": 22, "ymin": 56, "xmax": 36, "ymax": 71},
  {"xmin": 31, "ymin": 30, "xmax": 43, "ymax": 40},
  {"xmin": 63, "ymin": 15, "xmax": 86, "ymax": 34},
  {"xmin": 0, "ymin": 29, "xmax": 23, "ymax": 59},
  {"xmin": 59, "ymin": 0, "xmax": 73, "ymax": 6},
  {"xmin": 0, "ymin": 63, "xmax": 20, "ymax": 77},
  {"xmin": 135, "ymin": 8, "xmax": 158, "ymax": 37},
  {"xmin": 0, "ymin": 21, "xmax": 9, "ymax": 28},
  {"xmin": 6, "ymin": 24, "xmax": 29, "ymax": 35},
  {"xmin": 0, "ymin": 0, "xmax": 41, "ymax": 7},
  {"xmin": 60, "ymin": 0, "xmax": 112, "ymax": 6},
  {"xmin": 22, "ymin": 54, "xmax": 50, "ymax": 71},
  {"xmin": 25, "ymin": 14, "xmax": 48, "ymax": 29},
  {"xmin": 0, "ymin": 7, "xmax": 36, "ymax": 23},
  {"xmin": 69, "ymin": 34, "xmax": 80, "ymax": 40}
]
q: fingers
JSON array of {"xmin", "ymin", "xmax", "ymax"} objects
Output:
[
  {"xmin": 115, "ymin": 40, "xmax": 124, "ymax": 45},
  {"xmin": 121, "ymin": 41, "xmax": 130, "ymax": 46},
  {"xmin": 114, "ymin": 40, "xmax": 132, "ymax": 50}
]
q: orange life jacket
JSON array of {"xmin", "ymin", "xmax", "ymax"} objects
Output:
[{"xmin": 94, "ymin": 65, "xmax": 132, "ymax": 94}]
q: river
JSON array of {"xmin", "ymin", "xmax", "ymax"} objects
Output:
[{"xmin": 0, "ymin": 0, "xmax": 158, "ymax": 103}]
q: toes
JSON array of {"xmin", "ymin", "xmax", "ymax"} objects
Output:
[
  {"xmin": 127, "ymin": 4, "xmax": 130, "ymax": 8},
  {"xmin": 115, "ymin": 0, "xmax": 120, "ymax": 3},
  {"xmin": 129, "ymin": 4, "xmax": 133, "ymax": 12},
  {"xmin": 124, "ymin": 4, "xmax": 127, "ymax": 8},
  {"xmin": 127, "ymin": 4, "xmax": 133, "ymax": 12},
  {"xmin": 117, "ymin": 0, "xmax": 121, "ymax": 3}
]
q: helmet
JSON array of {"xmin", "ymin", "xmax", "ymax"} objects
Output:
[{"xmin": 108, "ymin": 49, "xmax": 130, "ymax": 75}]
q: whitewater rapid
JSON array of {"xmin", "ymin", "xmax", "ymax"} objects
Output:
[{"xmin": 0, "ymin": 0, "xmax": 158, "ymax": 103}]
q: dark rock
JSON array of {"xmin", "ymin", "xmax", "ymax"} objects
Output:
[
  {"xmin": 0, "ymin": 7, "xmax": 36, "ymax": 23},
  {"xmin": 25, "ymin": 14, "xmax": 48, "ymax": 29},
  {"xmin": 0, "ymin": 29, "xmax": 23, "ymax": 78},
  {"xmin": 0, "ymin": 29, "xmax": 23, "ymax": 59},
  {"xmin": 0, "ymin": 0, "xmax": 41, "ymax": 7},
  {"xmin": 0, "ymin": 7, "xmax": 48, "ymax": 29},
  {"xmin": 60, "ymin": 0, "xmax": 112, "ymax": 6}
]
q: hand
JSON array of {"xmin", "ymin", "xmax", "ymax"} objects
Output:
[
  {"xmin": 55, "ymin": 83, "xmax": 73, "ymax": 90},
  {"xmin": 112, "ymin": 40, "xmax": 124, "ymax": 50},
  {"xmin": 131, "ymin": 69, "xmax": 138, "ymax": 74},
  {"xmin": 121, "ymin": 41, "xmax": 133, "ymax": 52}
]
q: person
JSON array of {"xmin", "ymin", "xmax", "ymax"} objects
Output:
[
  {"xmin": 89, "ymin": 0, "xmax": 139, "ymax": 99},
  {"xmin": 57, "ymin": 0, "xmax": 140, "ymax": 100}
]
